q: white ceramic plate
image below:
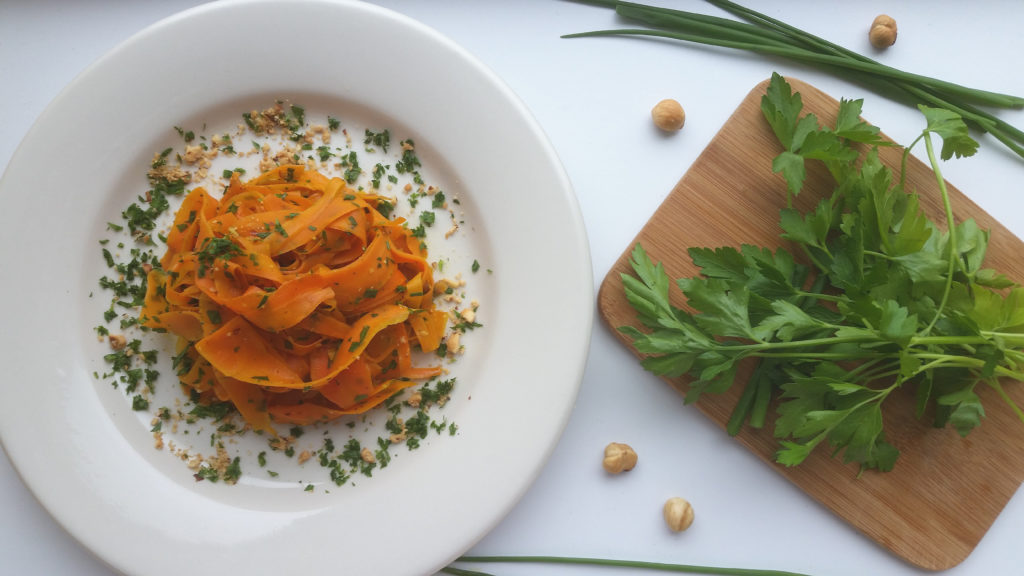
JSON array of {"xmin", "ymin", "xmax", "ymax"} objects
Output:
[{"xmin": 0, "ymin": 1, "xmax": 592, "ymax": 575}]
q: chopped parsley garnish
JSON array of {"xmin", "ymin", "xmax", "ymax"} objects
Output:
[
  {"xmin": 174, "ymin": 126, "xmax": 195, "ymax": 143},
  {"xmin": 395, "ymin": 139, "xmax": 421, "ymax": 174},
  {"xmin": 188, "ymin": 401, "xmax": 234, "ymax": 422},
  {"xmin": 132, "ymin": 394, "xmax": 150, "ymax": 411},
  {"xmin": 151, "ymin": 148, "xmax": 173, "ymax": 168},
  {"xmin": 376, "ymin": 199, "xmax": 394, "ymax": 219},
  {"xmin": 195, "ymin": 237, "xmax": 243, "ymax": 277},
  {"xmin": 371, "ymin": 163, "xmax": 387, "ymax": 189},
  {"xmin": 348, "ymin": 325, "xmax": 371, "ymax": 352},
  {"xmin": 223, "ymin": 457, "xmax": 242, "ymax": 484},
  {"xmin": 274, "ymin": 220, "xmax": 289, "ymax": 237},
  {"xmin": 364, "ymin": 128, "xmax": 391, "ymax": 153},
  {"xmin": 340, "ymin": 150, "xmax": 361, "ymax": 184},
  {"xmin": 195, "ymin": 467, "xmax": 219, "ymax": 482},
  {"xmin": 454, "ymin": 318, "xmax": 483, "ymax": 332},
  {"xmin": 290, "ymin": 104, "xmax": 305, "ymax": 126},
  {"xmin": 242, "ymin": 111, "xmax": 259, "ymax": 133}
]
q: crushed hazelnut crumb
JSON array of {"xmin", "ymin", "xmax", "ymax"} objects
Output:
[
  {"xmin": 306, "ymin": 124, "xmax": 331, "ymax": 144},
  {"xmin": 445, "ymin": 332, "xmax": 462, "ymax": 356},
  {"xmin": 181, "ymin": 144, "xmax": 218, "ymax": 180},
  {"xmin": 147, "ymin": 164, "xmax": 191, "ymax": 185},
  {"xmin": 406, "ymin": 391, "xmax": 423, "ymax": 408}
]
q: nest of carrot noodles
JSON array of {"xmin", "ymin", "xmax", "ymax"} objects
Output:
[{"xmin": 140, "ymin": 165, "xmax": 448, "ymax": 433}]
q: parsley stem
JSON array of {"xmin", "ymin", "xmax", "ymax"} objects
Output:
[
  {"xmin": 755, "ymin": 351, "xmax": 884, "ymax": 361},
  {"xmin": 913, "ymin": 334, "xmax": 1011, "ymax": 347},
  {"xmin": 727, "ymin": 359, "xmax": 775, "ymax": 434},
  {"xmin": 800, "ymin": 246, "xmax": 832, "ymax": 277},
  {"xmin": 739, "ymin": 334, "xmax": 877, "ymax": 351},
  {"xmin": 794, "ymin": 290, "xmax": 846, "ymax": 304},
  {"xmin": 913, "ymin": 358, "xmax": 957, "ymax": 376},
  {"xmin": 457, "ymin": 555, "xmax": 814, "ymax": 576},
  {"xmin": 846, "ymin": 359, "xmax": 898, "ymax": 383},
  {"xmin": 899, "ymin": 134, "xmax": 925, "ymax": 190},
  {"xmin": 914, "ymin": 353, "xmax": 1024, "ymax": 381},
  {"xmin": 988, "ymin": 380, "xmax": 1024, "ymax": 423},
  {"xmin": 749, "ymin": 367, "xmax": 773, "ymax": 428},
  {"xmin": 919, "ymin": 132, "xmax": 958, "ymax": 337}
]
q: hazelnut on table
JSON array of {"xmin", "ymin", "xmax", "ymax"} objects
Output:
[
  {"xmin": 651, "ymin": 99, "xmax": 686, "ymax": 132},
  {"xmin": 663, "ymin": 497, "xmax": 695, "ymax": 532},
  {"xmin": 602, "ymin": 442, "xmax": 638, "ymax": 474},
  {"xmin": 869, "ymin": 14, "xmax": 897, "ymax": 49}
]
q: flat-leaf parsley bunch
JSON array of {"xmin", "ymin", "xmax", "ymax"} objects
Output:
[{"xmin": 622, "ymin": 73, "xmax": 1024, "ymax": 472}]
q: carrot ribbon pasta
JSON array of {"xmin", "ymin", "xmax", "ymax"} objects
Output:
[{"xmin": 141, "ymin": 165, "xmax": 447, "ymax": 433}]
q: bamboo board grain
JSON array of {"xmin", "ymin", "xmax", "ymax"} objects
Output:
[{"xmin": 597, "ymin": 77, "xmax": 1024, "ymax": 571}]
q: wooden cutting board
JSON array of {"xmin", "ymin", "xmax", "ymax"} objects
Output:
[{"xmin": 597, "ymin": 77, "xmax": 1024, "ymax": 571}]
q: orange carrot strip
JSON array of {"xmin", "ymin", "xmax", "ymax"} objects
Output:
[
  {"xmin": 272, "ymin": 178, "xmax": 353, "ymax": 255},
  {"xmin": 330, "ymin": 379, "xmax": 420, "ymax": 414},
  {"xmin": 306, "ymin": 304, "xmax": 411, "ymax": 388},
  {"xmin": 347, "ymin": 269, "xmax": 408, "ymax": 315},
  {"xmin": 217, "ymin": 376, "xmax": 274, "ymax": 434},
  {"xmin": 317, "ymin": 359, "xmax": 376, "ymax": 409},
  {"xmin": 162, "ymin": 187, "xmax": 217, "ymax": 268},
  {"xmin": 408, "ymin": 309, "xmax": 449, "ymax": 353},
  {"xmin": 250, "ymin": 164, "xmax": 330, "ymax": 189},
  {"xmin": 396, "ymin": 324, "xmax": 443, "ymax": 381},
  {"xmin": 320, "ymin": 231, "xmax": 395, "ymax": 310},
  {"xmin": 298, "ymin": 311, "xmax": 351, "ymax": 339},
  {"xmin": 266, "ymin": 402, "xmax": 342, "ymax": 426},
  {"xmin": 195, "ymin": 315, "xmax": 306, "ymax": 388},
  {"xmin": 207, "ymin": 274, "xmax": 334, "ymax": 332}
]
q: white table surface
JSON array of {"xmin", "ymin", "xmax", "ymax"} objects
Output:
[{"xmin": 3, "ymin": 1, "xmax": 1023, "ymax": 575}]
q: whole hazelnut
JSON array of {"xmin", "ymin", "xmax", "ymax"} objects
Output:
[
  {"xmin": 651, "ymin": 99, "xmax": 686, "ymax": 132},
  {"xmin": 869, "ymin": 14, "xmax": 897, "ymax": 49},
  {"xmin": 663, "ymin": 497, "xmax": 695, "ymax": 532},
  {"xmin": 602, "ymin": 442, "xmax": 638, "ymax": 474}
]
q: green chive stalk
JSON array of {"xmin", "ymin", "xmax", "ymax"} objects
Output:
[
  {"xmin": 563, "ymin": 0, "xmax": 1024, "ymax": 160},
  {"xmin": 448, "ymin": 555, "xmax": 815, "ymax": 575}
]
